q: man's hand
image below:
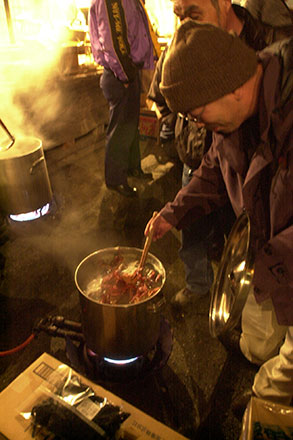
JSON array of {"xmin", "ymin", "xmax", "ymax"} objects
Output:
[{"xmin": 144, "ymin": 213, "xmax": 172, "ymax": 241}]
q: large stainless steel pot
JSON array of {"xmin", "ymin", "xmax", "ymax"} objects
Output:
[
  {"xmin": 75, "ymin": 246, "xmax": 166, "ymax": 360},
  {"xmin": 0, "ymin": 136, "xmax": 53, "ymax": 214}
]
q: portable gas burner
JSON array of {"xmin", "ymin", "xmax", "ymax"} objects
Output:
[{"xmin": 35, "ymin": 315, "xmax": 172, "ymax": 385}]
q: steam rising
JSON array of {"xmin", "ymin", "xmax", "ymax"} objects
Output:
[{"xmin": 0, "ymin": 1, "xmax": 84, "ymax": 147}]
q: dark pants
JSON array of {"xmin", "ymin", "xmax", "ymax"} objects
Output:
[
  {"xmin": 100, "ymin": 68, "xmax": 141, "ymax": 186},
  {"xmin": 180, "ymin": 164, "xmax": 214, "ymax": 295}
]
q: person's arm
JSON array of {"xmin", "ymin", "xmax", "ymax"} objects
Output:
[
  {"xmin": 243, "ymin": 0, "xmax": 293, "ymax": 27},
  {"xmin": 160, "ymin": 143, "xmax": 229, "ymax": 230},
  {"xmin": 144, "ymin": 142, "xmax": 229, "ymax": 240},
  {"xmin": 104, "ymin": 0, "xmax": 138, "ymax": 82},
  {"xmin": 253, "ymin": 225, "xmax": 293, "ymax": 325},
  {"xmin": 147, "ymin": 49, "xmax": 172, "ymax": 117},
  {"xmin": 144, "ymin": 213, "xmax": 172, "ymax": 241},
  {"xmin": 89, "ymin": 0, "xmax": 145, "ymax": 82},
  {"xmin": 253, "ymin": 135, "xmax": 293, "ymax": 325},
  {"xmin": 147, "ymin": 48, "xmax": 178, "ymax": 130}
]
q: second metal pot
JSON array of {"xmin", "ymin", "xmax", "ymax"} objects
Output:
[{"xmin": 0, "ymin": 136, "xmax": 53, "ymax": 215}]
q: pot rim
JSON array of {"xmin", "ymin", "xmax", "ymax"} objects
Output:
[
  {"xmin": 75, "ymin": 246, "xmax": 166, "ymax": 308},
  {"xmin": 0, "ymin": 136, "xmax": 42, "ymax": 159}
]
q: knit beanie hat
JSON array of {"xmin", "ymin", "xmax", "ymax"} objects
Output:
[{"xmin": 160, "ymin": 20, "xmax": 258, "ymax": 113}]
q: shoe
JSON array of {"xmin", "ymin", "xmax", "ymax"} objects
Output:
[
  {"xmin": 106, "ymin": 183, "xmax": 138, "ymax": 197},
  {"xmin": 218, "ymin": 329, "xmax": 242, "ymax": 356},
  {"xmin": 171, "ymin": 287, "xmax": 205, "ymax": 308},
  {"xmin": 128, "ymin": 169, "xmax": 153, "ymax": 180},
  {"xmin": 232, "ymin": 389, "xmax": 254, "ymax": 420}
]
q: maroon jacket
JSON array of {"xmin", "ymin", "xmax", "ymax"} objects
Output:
[{"xmin": 160, "ymin": 42, "xmax": 293, "ymax": 325}]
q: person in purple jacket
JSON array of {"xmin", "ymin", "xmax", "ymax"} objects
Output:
[
  {"xmin": 145, "ymin": 20, "xmax": 293, "ymax": 408},
  {"xmin": 88, "ymin": 0, "xmax": 156, "ymax": 197}
]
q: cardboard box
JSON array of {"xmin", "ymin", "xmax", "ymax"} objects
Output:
[{"xmin": 0, "ymin": 353, "xmax": 188, "ymax": 440}]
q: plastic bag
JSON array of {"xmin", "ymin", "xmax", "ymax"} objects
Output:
[
  {"xmin": 19, "ymin": 363, "xmax": 130, "ymax": 439},
  {"xmin": 240, "ymin": 396, "xmax": 293, "ymax": 440}
]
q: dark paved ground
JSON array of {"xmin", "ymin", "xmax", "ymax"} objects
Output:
[{"xmin": 0, "ymin": 129, "xmax": 258, "ymax": 439}]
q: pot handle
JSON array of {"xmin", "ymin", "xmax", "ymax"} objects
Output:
[
  {"xmin": 30, "ymin": 156, "xmax": 44, "ymax": 174},
  {"xmin": 147, "ymin": 296, "xmax": 166, "ymax": 313},
  {"xmin": 0, "ymin": 118, "xmax": 15, "ymax": 151}
]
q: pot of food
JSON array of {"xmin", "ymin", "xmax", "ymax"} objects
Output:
[{"xmin": 75, "ymin": 246, "xmax": 166, "ymax": 360}]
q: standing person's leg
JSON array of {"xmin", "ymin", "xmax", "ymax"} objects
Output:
[
  {"xmin": 100, "ymin": 69, "xmax": 141, "ymax": 187},
  {"xmin": 179, "ymin": 218, "xmax": 214, "ymax": 296},
  {"xmin": 252, "ymin": 326, "xmax": 293, "ymax": 406},
  {"xmin": 126, "ymin": 74, "xmax": 143, "ymax": 176},
  {"xmin": 172, "ymin": 164, "xmax": 214, "ymax": 306}
]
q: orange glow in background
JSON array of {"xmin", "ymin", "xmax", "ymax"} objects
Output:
[{"xmin": 0, "ymin": 0, "xmax": 175, "ymax": 142}]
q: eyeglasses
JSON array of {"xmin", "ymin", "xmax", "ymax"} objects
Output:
[{"xmin": 178, "ymin": 105, "xmax": 206, "ymax": 124}]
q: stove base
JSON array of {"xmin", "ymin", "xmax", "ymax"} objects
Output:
[{"xmin": 65, "ymin": 317, "xmax": 172, "ymax": 384}]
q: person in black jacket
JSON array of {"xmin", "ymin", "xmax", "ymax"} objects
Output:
[{"xmin": 147, "ymin": 0, "xmax": 293, "ymax": 309}]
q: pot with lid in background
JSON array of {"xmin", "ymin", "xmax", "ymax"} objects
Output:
[
  {"xmin": 0, "ymin": 119, "xmax": 53, "ymax": 216},
  {"xmin": 209, "ymin": 210, "xmax": 255, "ymax": 338}
]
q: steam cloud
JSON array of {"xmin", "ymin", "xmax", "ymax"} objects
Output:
[{"xmin": 0, "ymin": 1, "xmax": 81, "ymax": 149}]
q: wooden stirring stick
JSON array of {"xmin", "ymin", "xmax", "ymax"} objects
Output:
[{"xmin": 138, "ymin": 211, "xmax": 158, "ymax": 272}]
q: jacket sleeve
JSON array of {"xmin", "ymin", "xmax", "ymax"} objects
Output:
[
  {"xmin": 147, "ymin": 47, "xmax": 177, "ymax": 133},
  {"xmin": 147, "ymin": 48, "xmax": 172, "ymax": 118},
  {"xmin": 89, "ymin": 0, "xmax": 139, "ymax": 82},
  {"xmin": 253, "ymin": 143, "xmax": 293, "ymax": 325},
  {"xmin": 159, "ymin": 142, "xmax": 229, "ymax": 228},
  {"xmin": 253, "ymin": 225, "xmax": 293, "ymax": 325},
  {"xmin": 243, "ymin": 0, "xmax": 293, "ymax": 27}
]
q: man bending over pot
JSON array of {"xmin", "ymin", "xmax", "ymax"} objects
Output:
[{"xmin": 145, "ymin": 20, "xmax": 293, "ymax": 407}]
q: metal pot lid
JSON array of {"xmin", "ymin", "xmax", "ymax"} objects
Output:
[{"xmin": 209, "ymin": 210, "xmax": 254, "ymax": 338}]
